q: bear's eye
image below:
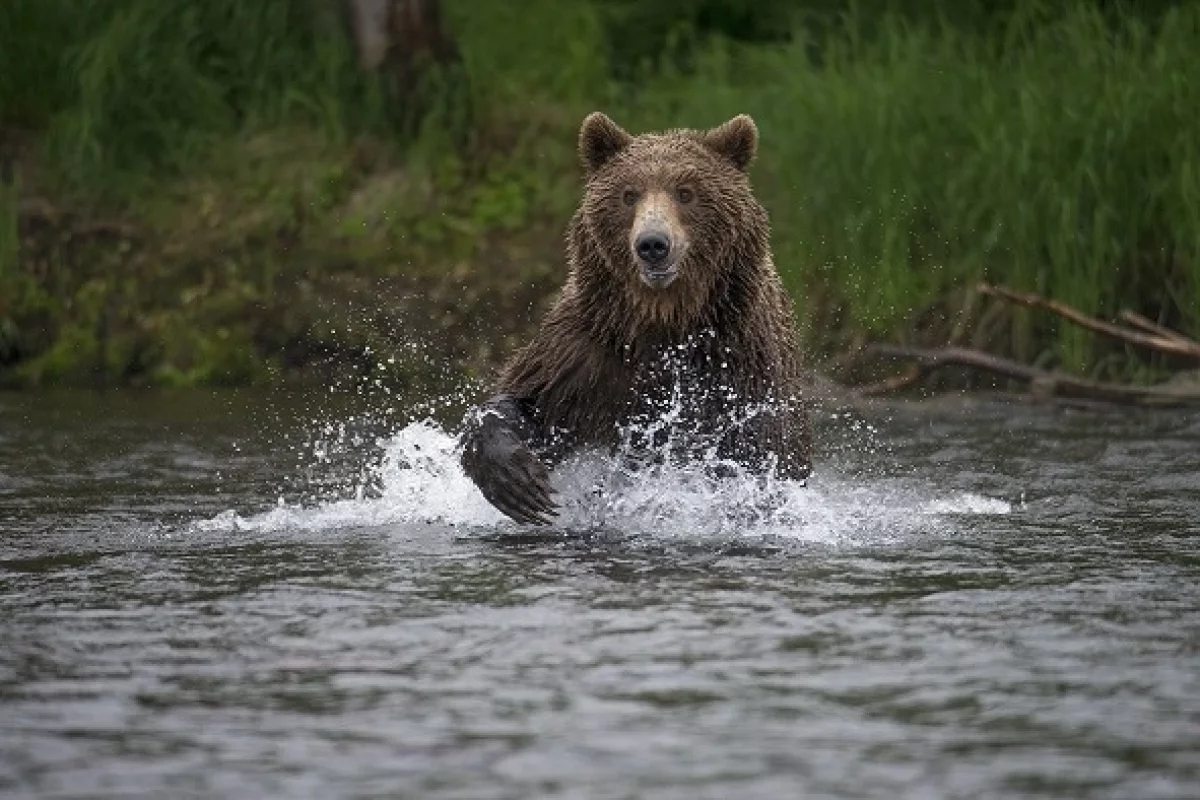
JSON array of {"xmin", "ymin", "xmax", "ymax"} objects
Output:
[
  {"xmin": 621, "ymin": 188, "xmax": 639, "ymax": 206},
  {"xmin": 676, "ymin": 185, "xmax": 695, "ymax": 204}
]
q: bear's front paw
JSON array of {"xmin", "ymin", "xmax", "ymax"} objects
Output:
[{"xmin": 462, "ymin": 425, "xmax": 559, "ymax": 526}]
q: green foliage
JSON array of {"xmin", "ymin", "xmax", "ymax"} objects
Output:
[
  {"xmin": 599, "ymin": 0, "xmax": 794, "ymax": 80},
  {"xmin": 0, "ymin": 1, "xmax": 97, "ymax": 128},
  {"xmin": 3, "ymin": 0, "xmax": 388, "ymax": 196},
  {"xmin": 0, "ymin": 174, "xmax": 19, "ymax": 362},
  {"xmin": 0, "ymin": 175, "xmax": 16, "ymax": 281},
  {"xmin": 446, "ymin": 0, "xmax": 609, "ymax": 107},
  {"xmin": 613, "ymin": 1, "xmax": 1200, "ymax": 370},
  {"xmin": 0, "ymin": 0, "xmax": 1197, "ymax": 385}
]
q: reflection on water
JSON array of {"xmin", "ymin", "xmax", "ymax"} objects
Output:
[{"xmin": 1, "ymin": 389, "xmax": 1198, "ymax": 799}]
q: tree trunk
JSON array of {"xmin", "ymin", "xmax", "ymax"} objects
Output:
[
  {"xmin": 340, "ymin": 0, "xmax": 466, "ymax": 136},
  {"xmin": 342, "ymin": 0, "xmax": 459, "ymax": 77}
]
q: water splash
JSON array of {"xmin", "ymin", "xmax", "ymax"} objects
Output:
[
  {"xmin": 197, "ymin": 419, "xmax": 1010, "ymax": 545},
  {"xmin": 197, "ymin": 337, "xmax": 1011, "ymax": 544}
]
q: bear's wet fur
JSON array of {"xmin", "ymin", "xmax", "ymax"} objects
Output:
[{"xmin": 460, "ymin": 112, "xmax": 812, "ymax": 525}]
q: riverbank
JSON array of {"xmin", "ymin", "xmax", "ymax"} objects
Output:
[{"xmin": 2, "ymin": 0, "xmax": 1197, "ymax": 389}]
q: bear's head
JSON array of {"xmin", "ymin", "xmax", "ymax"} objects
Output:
[{"xmin": 571, "ymin": 111, "xmax": 770, "ymax": 329}]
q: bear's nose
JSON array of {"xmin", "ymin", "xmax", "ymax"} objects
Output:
[{"xmin": 635, "ymin": 231, "xmax": 671, "ymax": 265}]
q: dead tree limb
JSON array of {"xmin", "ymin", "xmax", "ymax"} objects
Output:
[
  {"xmin": 856, "ymin": 364, "xmax": 923, "ymax": 396},
  {"xmin": 1118, "ymin": 309, "xmax": 1198, "ymax": 346},
  {"xmin": 866, "ymin": 343, "xmax": 1200, "ymax": 408},
  {"xmin": 978, "ymin": 282, "xmax": 1200, "ymax": 361}
]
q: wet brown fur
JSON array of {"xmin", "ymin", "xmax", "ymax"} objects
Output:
[{"xmin": 489, "ymin": 112, "xmax": 812, "ymax": 479}]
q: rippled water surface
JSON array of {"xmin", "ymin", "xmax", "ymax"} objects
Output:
[{"xmin": 2, "ymin": 388, "xmax": 1198, "ymax": 799}]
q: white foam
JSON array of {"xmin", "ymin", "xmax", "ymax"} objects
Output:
[
  {"xmin": 196, "ymin": 420, "xmax": 1011, "ymax": 545},
  {"xmin": 923, "ymin": 494, "xmax": 1013, "ymax": 516},
  {"xmin": 196, "ymin": 420, "xmax": 504, "ymax": 533}
]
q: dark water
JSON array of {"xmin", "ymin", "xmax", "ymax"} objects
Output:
[{"xmin": 2, "ymin": 389, "xmax": 1198, "ymax": 799}]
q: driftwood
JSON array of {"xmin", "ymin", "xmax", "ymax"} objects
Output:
[
  {"xmin": 858, "ymin": 282, "xmax": 1200, "ymax": 407},
  {"xmin": 978, "ymin": 282, "xmax": 1200, "ymax": 361},
  {"xmin": 866, "ymin": 344, "xmax": 1200, "ymax": 408}
]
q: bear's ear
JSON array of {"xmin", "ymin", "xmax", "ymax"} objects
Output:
[
  {"xmin": 579, "ymin": 112, "xmax": 633, "ymax": 174},
  {"xmin": 703, "ymin": 114, "xmax": 758, "ymax": 171}
]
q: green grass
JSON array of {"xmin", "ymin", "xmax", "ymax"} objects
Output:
[
  {"xmin": 617, "ymin": 1, "xmax": 1200, "ymax": 374},
  {"xmin": 0, "ymin": 173, "xmax": 18, "ymax": 362},
  {"xmin": 1, "ymin": 0, "xmax": 394, "ymax": 197},
  {"xmin": 1, "ymin": 0, "xmax": 1197, "ymax": 386}
]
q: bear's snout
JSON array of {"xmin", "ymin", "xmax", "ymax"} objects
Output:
[
  {"xmin": 635, "ymin": 231, "xmax": 671, "ymax": 266},
  {"xmin": 634, "ymin": 228, "xmax": 677, "ymax": 289},
  {"xmin": 630, "ymin": 191, "xmax": 685, "ymax": 289}
]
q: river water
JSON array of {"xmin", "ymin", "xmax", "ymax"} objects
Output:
[{"xmin": 1, "ymin": 388, "xmax": 1198, "ymax": 799}]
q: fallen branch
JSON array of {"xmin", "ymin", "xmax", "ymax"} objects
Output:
[
  {"xmin": 856, "ymin": 364, "xmax": 923, "ymax": 396},
  {"xmin": 1118, "ymin": 309, "xmax": 1198, "ymax": 346},
  {"xmin": 865, "ymin": 343, "xmax": 1200, "ymax": 408},
  {"xmin": 978, "ymin": 282, "xmax": 1200, "ymax": 361}
]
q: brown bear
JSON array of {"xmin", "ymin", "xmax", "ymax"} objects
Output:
[{"xmin": 459, "ymin": 111, "xmax": 812, "ymax": 525}]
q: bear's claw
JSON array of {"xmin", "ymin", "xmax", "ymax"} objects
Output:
[{"xmin": 462, "ymin": 421, "xmax": 559, "ymax": 526}]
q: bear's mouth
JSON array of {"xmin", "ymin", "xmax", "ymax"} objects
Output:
[{"xmin": 638, "ymin": 262, "xmax": 679, "ymax": 290}]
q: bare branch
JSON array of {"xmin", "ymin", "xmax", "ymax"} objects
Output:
[
  {"xmin": 978, "ymin": 282, "xmax": 1200, "ymax": 361},
  {"xmin": 856, "ymin": 365, "xmax": 923, "ymax": 396},
  {"xmin": 1117, "ymin": 309, "xmax": 1198, "ymax": 346},
  {"xmin": 865, "ymin": 343, "xmax": 1200, "ymax": 408}
]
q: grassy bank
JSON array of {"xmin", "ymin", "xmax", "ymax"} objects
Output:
[{"xmin": 1, "ymin": 0, "xmax": 1197, "ymax": 388}]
